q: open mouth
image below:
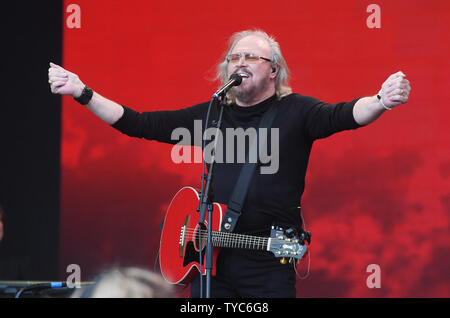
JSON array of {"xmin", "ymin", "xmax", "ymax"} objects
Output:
[{"xmin": 234, "ymin": 70, "xmax": 251, "ymax": 79}]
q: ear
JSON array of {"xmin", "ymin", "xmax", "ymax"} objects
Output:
[{"xmin": 270, "ymin": 64, "xmax": 279, "ymax": 78}]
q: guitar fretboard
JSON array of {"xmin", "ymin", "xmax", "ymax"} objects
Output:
[{"xmin": 210, "ymin": 231, "xmax": 269, "ymax": 251}]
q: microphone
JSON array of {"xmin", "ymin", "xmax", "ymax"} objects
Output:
[{"xmin": 213, "ymin": 73, "xmax": 242, "ymax": 98}]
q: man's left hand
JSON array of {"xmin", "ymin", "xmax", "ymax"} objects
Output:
[{"xmin": 380, "ymin": 71, "xmax": 411, "ymax": 109}]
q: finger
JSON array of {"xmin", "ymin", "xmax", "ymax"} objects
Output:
[
  {"xmin": 393, "ymin": 71, "xmax": 406, "ymax": 78},
  {"xmin": 390, "ymin": 75, "xmax": 407, "ymax": 85},
  {"xmin": 403, "ymin": 84, "xmax": 411, "ymax": 93},
  {"xmin": 48, "ymin": 79, "xmax": 67, "ymax": 86},
  {"xmin": 52, "ymin": 81, "xmax": 67, "ymax": 87},
  {"xmin": 50, "ymin": 85, "xmax": 61, "ymax": 94},
  {"xmin": 398, "ymin": 78, "xmax": 409, "ymax": 88},
  {"xmin": 382, "ymin": 84, "xmax": 399, "ymax": 95},
  {"xmin": 387, "ymin": 88, "xmax": 405, "ymax": 97},
  {"xmin": 49, "ymin": 80, "xmax": 67, "ymax": 88},
  {"xmin": 49, "ymin": 63, "xmax": 67, "ymax": 75},
  {"xmin": 388, "ymin": 72, "xmax": 402, "ymax": 80},
  {"xmin": 49, "ymin": 72, "xmax": 68, "ymax": 79},
  {"xmin": 48, "ymin": 69, "xmax": 67, "ymax": 77},
  {"xmin": 382, "ymin": 80, "xmax": 396, "ymax": 90},
  {"xmin": 384, "ymin": 82, "xmax": 410, "ymax": 95},
  {"xmin": 399, "ymin": 82, "xmax": 409, "ymax": 90},
  {"xmin": 49, "ymin": 75, "xmax": 68, "ymax": 82},
  {"xmin": 54, "ymin": 87, "xmax": 63, "ymax": 94},
  {"xmin": 391, "ymin": 94, "xmax": 408, "ymax": 103},
  {"xmin": 387, "ymin": 72, "xmax": 405, "ymax": 84},
  {"xmin": 48, "ymin": 74, "xmax": 68, "ymax": 83},
  {"xmin": 383, "ymin": 76, "xmax": 401, "ymax": 89},
  {"xmin": 384, "ymin": 77, "xmax": 409, "ymax": 91}
]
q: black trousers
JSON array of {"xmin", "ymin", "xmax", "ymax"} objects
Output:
[{"xmin": 190, "ymin": 248, "xmax": 296, "ymax": 298}]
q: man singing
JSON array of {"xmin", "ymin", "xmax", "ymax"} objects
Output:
[{"xmin": 48, "ymin": 30, "xmax": 411, "ymax": 297}]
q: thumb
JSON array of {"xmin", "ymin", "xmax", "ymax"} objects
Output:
[
  {"xmin": 392, "ymin": 71, "xmax": 406, "ymax": 79},
  {"xmin": 49, "ymin": 62, "xmax": 63, "ymax": 69}
]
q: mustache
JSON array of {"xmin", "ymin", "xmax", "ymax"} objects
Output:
[{"xmin": 231, "ymin": 68, "xmax": 252, "ymax": 77}]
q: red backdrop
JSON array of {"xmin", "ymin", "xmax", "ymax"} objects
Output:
[{"xmin": 60, "ymin": 0, "xmax": 450, "ymax": 297}]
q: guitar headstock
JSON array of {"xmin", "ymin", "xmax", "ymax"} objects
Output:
[{"xmin": 268, "ymin": 226, "xmax": 309, "ymax": 260}]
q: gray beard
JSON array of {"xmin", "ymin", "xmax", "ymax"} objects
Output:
[
  {"xmin": 232, "ymin": 87, "xmax": 255, "ymax": 104},
  {"xmin": 231, "ymin": 80, "xmax": 267, "ymax": 105}
]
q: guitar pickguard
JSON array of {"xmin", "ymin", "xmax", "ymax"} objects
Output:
[{"xmin": 182, "ymin": 241, "xmax": 205, "ymax": 267}]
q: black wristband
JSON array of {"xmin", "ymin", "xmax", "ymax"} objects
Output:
[{"xmin": 74, "ymin": 85, "xmax": 94, "ymax": 105}]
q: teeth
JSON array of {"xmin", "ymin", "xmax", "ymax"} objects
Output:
[{"xmin": 238, "ymin": 73, "xmax": 249, "ymax": 78}]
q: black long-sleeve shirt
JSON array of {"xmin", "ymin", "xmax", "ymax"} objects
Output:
[{"xmin": 112, "ymin": 93, "xmax": 362, "ymax": 234}]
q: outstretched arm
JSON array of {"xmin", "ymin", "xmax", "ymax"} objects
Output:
[
  {"xmin": 48, "ymin": 62, "xmax": 124, "ymax": 125},
  {"xmin": 353, "ymin": 71, "xmax": 411, "ymax": 126}
]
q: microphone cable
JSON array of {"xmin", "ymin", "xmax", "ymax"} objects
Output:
[{"xmin": 15, "ymin": 282, "xmax": 67, "ymax": 298}]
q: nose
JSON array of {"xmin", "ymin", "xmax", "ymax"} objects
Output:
[{"xmin": 236, "ymin": 54, "xmax": 248, "ymax": 67}]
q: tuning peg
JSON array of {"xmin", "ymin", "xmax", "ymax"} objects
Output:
[
  {"xmin": 280, "ymin": 257, "xmax": 287, "ymax": 265},
  {"xmin": 284, "ymin": 228, "xmax": 296, "ymax": 238}
]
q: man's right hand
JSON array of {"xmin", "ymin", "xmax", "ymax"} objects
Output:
[
  {"xmin": 48, "ymin": 62, "xmax": 85, "ymax": 98},
  {"xmin": 48, "ymin": 62, "xmax": 124, "ymax": 125}
]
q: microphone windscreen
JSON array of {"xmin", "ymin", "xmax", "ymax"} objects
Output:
[{"xmin": 229, "ymin": 73, "xmax": 242, "ymax": 86}]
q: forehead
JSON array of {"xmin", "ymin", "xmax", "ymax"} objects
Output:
[{"xmin": 231, "ymin": 35, "xmax": 271, "ymax": 55}]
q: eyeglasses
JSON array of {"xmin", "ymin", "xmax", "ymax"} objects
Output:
[{"xmin": 227, "ymin": 52, "xmax": 272, "ymax": 64}]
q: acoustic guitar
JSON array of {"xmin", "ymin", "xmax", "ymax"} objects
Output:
[{"xmin": 159, "ymin": 186, "xmax": 310, "ymax": 284}]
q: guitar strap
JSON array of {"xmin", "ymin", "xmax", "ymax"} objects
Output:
[{"xmin": 221, "ymin": 102, "xmax": 278, "ymax": 233}]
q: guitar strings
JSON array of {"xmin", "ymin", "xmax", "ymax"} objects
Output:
[
  {"xmin": 179, "ymin": 227, "xmax": 307, "ymax": 261},
  {"xmin": 182, "ymin": 230, "xmax": 268, "ymax": 246},
  {"xmin": 180, "ymin": 227, "xmax": 269, "ymax": 249}
]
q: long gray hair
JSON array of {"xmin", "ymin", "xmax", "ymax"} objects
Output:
[{"xmin": 217, "ymin": 29, "xmax": 292, "ymax": 103}]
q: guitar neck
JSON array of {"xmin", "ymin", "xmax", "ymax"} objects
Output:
[{"xmin": 211, "ymin": 231, "xmax": 269, "ymax": 251}]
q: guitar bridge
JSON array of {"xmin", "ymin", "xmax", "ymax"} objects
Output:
[{"xmin": 179, "ymin": 215, "xmax": 190, "ymax": 257}]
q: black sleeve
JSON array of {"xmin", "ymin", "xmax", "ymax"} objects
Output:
[
  {"xmin": 301, "ymin": 95, "xmax": 363, "ymax": 140},
  {"xmin": 111, "ymin": 102, "xmax": 210, "ymax": 145}
]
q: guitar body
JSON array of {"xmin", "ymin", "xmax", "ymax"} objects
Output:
[
  {"xmin": 159, "ymin": 186, "xmax": 310, "ymax": 285},
  {"xmin": 159, "ymin": 186, "xmax": 225, "ymax": 285}
]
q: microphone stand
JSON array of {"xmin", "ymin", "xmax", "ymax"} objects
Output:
[{"xmin": 197, "ymin": 92, "xmax": 226, "ymax": 298}]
